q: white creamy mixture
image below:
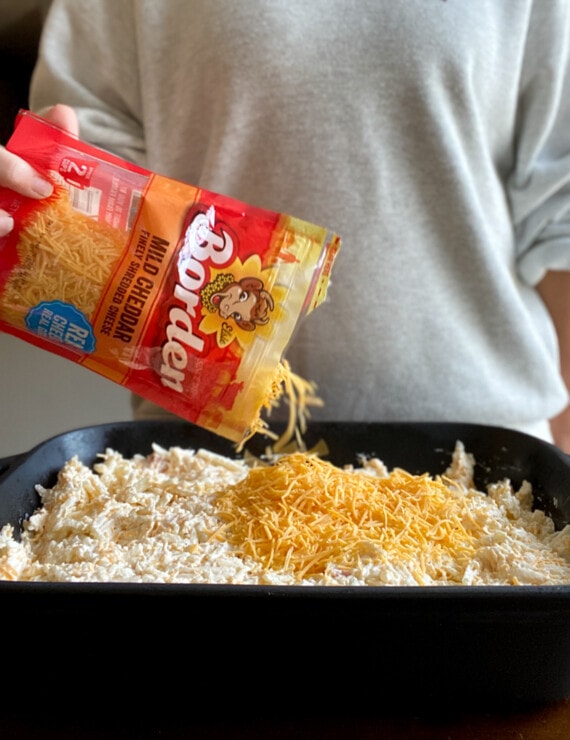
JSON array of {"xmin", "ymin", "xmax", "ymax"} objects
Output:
[{"xmin": 0, "ymin": 443, "xmax": 569, "ymax": 586}]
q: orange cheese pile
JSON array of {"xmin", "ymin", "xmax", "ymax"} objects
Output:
[{"xmin": 216, "ymin": 452, "xmax": 479, "ymax": 581}]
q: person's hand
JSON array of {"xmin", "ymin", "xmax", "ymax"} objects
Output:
[
  {"xmin": 537, "ymin": 270, "xmax": 570, "ymax": 456},
  {"xmin": 550, "ymin": 405, "xmax": 570, "ymax": 455},
  {"xmin": 0, "ymin": 104, "xmax": 78, "ymax": 237}
]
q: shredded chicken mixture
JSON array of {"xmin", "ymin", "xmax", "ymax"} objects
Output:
[{"xmin": 0, "ymin": 442, "xmax": 569, "ymax": 586}]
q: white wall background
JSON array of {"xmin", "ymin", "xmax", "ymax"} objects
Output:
[{"xmin": 0, "ymin": 333, "xmax": 132, "ymax": 457}]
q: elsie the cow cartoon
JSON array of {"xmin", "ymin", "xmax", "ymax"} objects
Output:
[{"xmin": 211, "ymin": 276, "xmax": 274, "ymax": 331}]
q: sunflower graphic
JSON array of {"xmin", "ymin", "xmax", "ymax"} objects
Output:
[{"xmin": 199, "ymin": 255, "xmax": 287, "ymax": 348}]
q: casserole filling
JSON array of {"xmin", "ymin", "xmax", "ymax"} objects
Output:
[{"xmin": 0, "ymin": 442, "xmax": 569, "ymax": 586}]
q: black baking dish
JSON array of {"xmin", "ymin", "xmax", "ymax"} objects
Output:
[{"xmin": 1, "ymin": 419, "xmax": 569, "ymax": 717}]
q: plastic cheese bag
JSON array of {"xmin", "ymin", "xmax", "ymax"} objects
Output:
[{"xmin": 0, "ymin": 111, "xmax": 341, "ymax": 446}]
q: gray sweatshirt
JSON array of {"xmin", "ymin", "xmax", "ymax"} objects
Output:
[{"xmin": 30, "ymin": 0, "xmax": 570, "ymax": 436}]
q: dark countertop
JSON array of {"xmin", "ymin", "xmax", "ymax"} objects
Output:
[{"xmin": 1, "ymin": 698, "xmax": 569, "ymax": 739}]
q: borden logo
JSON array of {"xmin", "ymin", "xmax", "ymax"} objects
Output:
[{"xmin": 160, "ymin": 205, "xmax": 236, "ymax": 392}]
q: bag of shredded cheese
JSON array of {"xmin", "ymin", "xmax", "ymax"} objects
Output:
[{"xmin": 0, "ymin": 111, "xmax": 341, "ymax": 445}]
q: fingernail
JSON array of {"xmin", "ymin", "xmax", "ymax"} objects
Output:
[
  {"xmin": 0, "ymin": 213, "xmax": 14, "ymax": 236},
  {"xmin": 31, "ymin": 177, "xmax": 54, "ymax": 198}
]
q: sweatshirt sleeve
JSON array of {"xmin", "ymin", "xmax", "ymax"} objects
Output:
[
  {"xmin": 29, "ymin": 0, "xmax": 147, "ymax": 166},
  {"xmin": 510, "ymin": 0, "xmax": 570, "ymax": 286}
]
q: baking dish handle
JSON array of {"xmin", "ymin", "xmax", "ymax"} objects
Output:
[{"xmin": 0, "ymin": 453, "xmax": 24, "ymax": 480}]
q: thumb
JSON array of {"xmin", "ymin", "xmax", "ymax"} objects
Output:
[
  {"xmin": 0, "ymin": 105, "xmax": 80, "ymax": 236},
  {"xmin": 43, "ymin": 104, "xmax": 79, "ymax": 137}
]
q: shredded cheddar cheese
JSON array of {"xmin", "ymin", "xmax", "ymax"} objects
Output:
[
  {"xmin": 0, "ymin": 188, "xmax": 125, "ymax": 328},
  {"xmin": 217, "ymin": 453, "xmax": 481, "ymax": 582},
  {"xmin": 241, "ymin": 359, "xmax": 324, "ymax": 453}
]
